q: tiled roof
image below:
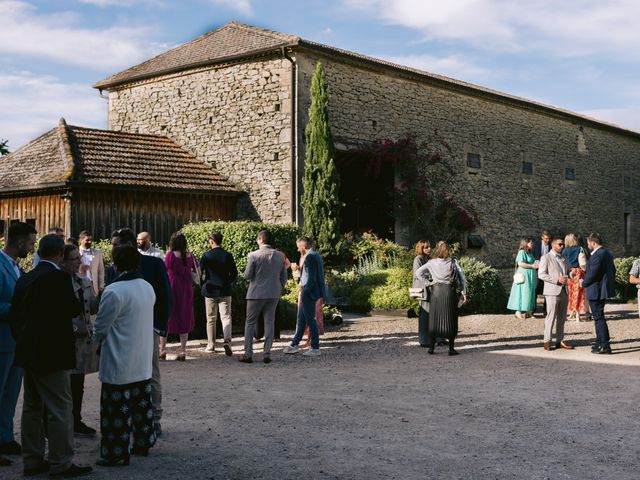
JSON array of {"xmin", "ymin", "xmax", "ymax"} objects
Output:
[
  {"xmin": 94, "ymin": 22, "xmax": 298, "ymax": 90},
  {"xmin": 94, "ymin": 21, "xmax": 640, "ymax": 139},
  {"xmin": 0, "ymin": 119, "xmax": 239, "ymax": 193}
]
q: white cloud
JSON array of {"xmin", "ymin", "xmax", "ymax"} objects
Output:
[
  {"xmin": 579, "ymin": 106, "xmax": 640, "ymax": 133},
  {"xmin": 0, "ymin": 71, "xmax": 107, "ymax": 151},
  {"xmin": 381, "ymin": 53, "xmax": 498, "ymax": 84},
  {"xmin": 77, "ymin": 0, "xmax": 168, "ymax": 7},
  {"xmin": 207, "ymin": 0, "xmax": 252, "ymax": 16},
  {"xmin": 0, "ymin": 1, "xmax": 169, "ymax": 70},
  {"xmin": 342, "ymin": 0, "xmax": 640, "ymax": 59}
]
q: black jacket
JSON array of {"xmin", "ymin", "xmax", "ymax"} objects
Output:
[
  {"xmin": 199, "ymin": 247, "xmax": 238, "ymax": 297},
  {"xmin": 10, "ymin": 262, "xmax": 81, "ymax": 372}
]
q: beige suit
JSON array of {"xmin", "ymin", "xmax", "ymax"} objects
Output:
[{"xmin": 538, "ymin": 252, "xmax": 570, "ymax": 343}]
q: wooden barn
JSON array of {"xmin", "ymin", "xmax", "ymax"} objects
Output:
[{"xmin": 0, "ymin": 118, "xmax": 240, "ymax": 243}]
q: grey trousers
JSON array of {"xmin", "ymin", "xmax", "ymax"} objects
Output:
[
  {"xmin": 151, "ymin": 333, "xmax": 162, "ymax": 421},
  {"xmin": 205, "ymin": 296, "xmax": 232, "ymax": 346},
  {"xmin": 22, "ymin": 369, "xmax": 74, "ymax": 474},
  {"xmin": 244, "ymin": 299, "xmax": 278, "ymax": 357},
  {"xmin": 544, "ymin": 291, "xmax": 568, "ymax": 343}
]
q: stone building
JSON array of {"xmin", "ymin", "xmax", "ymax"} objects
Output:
[
  {"xmin": 93, "ymin": 21, "xmax": 640, "ymax": 269},
  {"xmin": 0, "ymin": 119, "xmax": 238, "ymax": 244}
]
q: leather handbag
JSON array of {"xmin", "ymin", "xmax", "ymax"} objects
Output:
[
  {"xmin": 578, "ymin": 248, "xmax": 588, "ymax": 271},
  {"xmin": 408, "ymin": 287, "xmax": 423, "ymax": 299},
  {"xmin": 513, "ymin": 263, "xmax": 525, "ymax": 284}
]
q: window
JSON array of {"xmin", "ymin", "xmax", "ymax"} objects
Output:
[
  {"xmin": 521, "ymin": 161, "xmax": 533, "ymax": 175},
  {"xmin": 624, "ymin": 213, "xmax": 631, "ymax": 245},
  {"xmin": 467, "ymin": 153, "xmax": 481, "ymax": 169},
  {"xmin": 565, "ymin": 167, "xmax": 576, "ymax": 181}
]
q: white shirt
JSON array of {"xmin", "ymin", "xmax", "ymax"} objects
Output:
[{"xmin": 139, "ymin": 246, "xmax": 165, "ymax": 259}]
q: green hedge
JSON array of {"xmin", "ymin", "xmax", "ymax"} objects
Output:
[
  {"xmin": 180, "ymin": 220, "xmax": 300, "ymax": 271},
  {"xmin": 457, "ymin": 257, "xmax": 507, "ymax": 314},
  {"xmin": 335, "ymin": 257, "xmax": 506, "ymax": 315},
  {"xmin": 613, "ymin": 256, "xmax": 637, "ymax": 301}
]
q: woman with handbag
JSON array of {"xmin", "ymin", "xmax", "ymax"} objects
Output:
[
  {"xmin": 415, "ymin": 241, "xmax": 467, "ymax": 355},
  {"xmin": 412, "ymin": 240, "xmax": 431, "ymax": 347},
  {"xmin": 562, "ymin": 233, "xmax": 587, "ymax": 321},
  {"xmin": 161, "ymin": 232, "xmax": 196, "ymax": 361},
  {"xmin": 60, "ymin": 244, "xmax": 100, "ymax": 436},
  {"xmin": 507, "ymin": 236, "xmax": 538, "ymax": 319}
]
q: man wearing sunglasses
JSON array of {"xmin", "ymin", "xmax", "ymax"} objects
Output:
[{"xmin": 537, "ymin": 236, "xmax": 573, "ymax": 351}]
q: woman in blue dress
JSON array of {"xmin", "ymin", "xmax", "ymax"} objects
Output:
[{"xmin": 507, "ymin": 237, "xmax": 538, "ymax": 319}]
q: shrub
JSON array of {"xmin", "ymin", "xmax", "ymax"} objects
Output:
[
  {"xmin": 348, "ymin": 268, "xmax": 414, "ymax": 312},
  {"xmin": 180, "ymin": 220, "xmax": 300, "ymax": 272},
  {"xmin": 340, "ymin": 231, "xmax": 413, "ymax": 268},
  {"xmin": 457, "ymin": 256, "xmax": 507, "ymax": 314},
  {"xmin": 613, "ymin": 256, "xmax": 637, "ymax": 301}
]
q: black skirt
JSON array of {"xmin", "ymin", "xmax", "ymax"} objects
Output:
[{"xmin": 428, "ymin": 283, "xmax": 458, "ymax": 339}]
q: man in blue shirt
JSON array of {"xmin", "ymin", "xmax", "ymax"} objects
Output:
[{"xmin": 283, "ymin": 236, "xmax": 327, "ymax": 357}]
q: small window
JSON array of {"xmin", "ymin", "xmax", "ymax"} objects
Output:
[
  {"xmin": 273, "ymin": 152, "xmax": 279, "ymax": 161},
  {"xmin": 274, "ymin": 103, "xmax": 281, "ymax": 112},
  {"xmin": 565, "ymin": 167, "xmax": 576, "ymax": 181},
  {"xmin": 467, "ymin": 153, "xmax": 481, "ymax": 169},
  {"xmin": 521, "ymin": 161, "xmax": 533, "ymax": 175},
  {"xmin": 624, "ymin": 213, "xmax": 631, "ymax": 245},
  {"xmin": 624, "ymin": 176, "xmax": 631, "ymax": 190}
]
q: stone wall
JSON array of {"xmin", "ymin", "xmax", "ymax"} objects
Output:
[
  {"xmin": 107, "ymin": 57, "xmax": 293, "ymax": 223},
  {"xmin": 296, "ymin": 50, "xmax": 640, "ymax": 268}
]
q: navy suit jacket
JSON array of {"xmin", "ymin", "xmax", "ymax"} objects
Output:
[
  {"xmin": 10, "ymin": 262, "xmax": 81, "ymax": 372},
  {"xmin": 300, "ymin": 250, "xmax": 327, "ymax": 302},
  {"xmin": 582, "ymin": 247, "xmax": 616, "ymax": 301}
]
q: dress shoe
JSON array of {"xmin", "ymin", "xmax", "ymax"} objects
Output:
[
  {"xmin": 238, "ymin": 355, "xmax": 253, "ymax": 363},
  {"xmin": 24, "ymin": 460, "xmax": 49, "ymax": 475},
  {"xmin": 0, "ymin": 440, "xmax": 21, "ymax": 455},
  {"xmin": 427, "ymin": 347, "xmax": 435, "ymax": 354},
  {"xmin": 543, "ymin": 342, "xmax": 552, "ymax": 351},
  {"xmin": 556, "ymin": 341, "xmax": 574, "ymax": 350},
  {"xmin": 74, "ymin": 421, "xmax": 96, "ymax": 437},
  {"xmin": 448, "ymin": 349, "xmax": 459, "ymax": 356},
  {"xmin": 223, "ymin": 343, "xmax": 233, "ymax": 356},
  {"xmin": 49, "ymin": 463, "xmax": 93, "ymax": 477},
  {"xmin": 591, "ymin": 346, "xmax": 612, "ymax": 354},
  {"xmin": 263, "ymin": 354, "xmax": 271, "ymax": 364},
  {"xmin": 96, "ymin": 454, "xmax": 130, "ymax": 467}
]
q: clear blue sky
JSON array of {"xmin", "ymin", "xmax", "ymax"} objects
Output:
[{"xmin": 2, "ymin": 0, "xmax": 639, "ymax": 150}]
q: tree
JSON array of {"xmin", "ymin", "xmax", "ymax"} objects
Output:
[
  {"xmin": 301, "ymin": 62, "xmax": 341, "ymax": 259},
  {"xmin": 0, "ymin": 139, "xmax": 8, "ymax": 156}
]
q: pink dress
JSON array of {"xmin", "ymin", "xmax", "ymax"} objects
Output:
[{"xmin": 165, "ymin": 251, "xmax": 195, "ymax": 335}]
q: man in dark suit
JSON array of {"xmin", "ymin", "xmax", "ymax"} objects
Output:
[
  {"xmin": 110, "ymin": 228, "xmax": 172, "ymax": 437},
  {"xmin": 9, "ymin": 234, "xmax": 91, "ymax": 477},
  {"xmin": 199, "ymin": 231, "xmax": 238, "ymax": 355},
  {"xmin": 580, "ymin": 232, "xmax": 616, "ymax": 354},
  {"xmin": 532, "ymin": 230, "xmax": 551, "ymax": 315},
  {"xmin": 283, "ymin": 236, "xmax": 327, "ymax": 357}
]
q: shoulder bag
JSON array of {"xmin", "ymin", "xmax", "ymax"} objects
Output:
[
  {"xmin": 513, "ymin": 261, "xmax": 525, "ymax": 284},
  {"xmin": 578, "ymin": 247, "xmax": 588, "ymax": 271}
]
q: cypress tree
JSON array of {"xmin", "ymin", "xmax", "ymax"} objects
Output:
[{"xmin": 302, "ymin": 62, "xmax": 341, "ymax": 259}]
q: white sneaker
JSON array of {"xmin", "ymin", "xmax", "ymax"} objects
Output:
[
  {"xmin": 283, "ymin": 345, "xmax": 300, "ymax": 354},
  {"xmin": 302, "ymin": 348, "xmax": 321, "ymax": 357}
]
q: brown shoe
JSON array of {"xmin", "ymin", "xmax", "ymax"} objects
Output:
[
  {"xmin": 556, "ymin": 341, "xmax": 574, "ymax": 350},
  {"xmin": 543, "ymin": 342, "xmax": 552, "ymax": 351}
]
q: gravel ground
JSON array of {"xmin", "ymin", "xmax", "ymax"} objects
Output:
[{"xmin": 3, "ymin": 302, "xmax": 640, "ymax": 480}]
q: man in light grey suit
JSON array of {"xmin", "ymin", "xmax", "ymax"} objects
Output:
[
  {"xmin": 538, "ymin": 236, "xmax": 574, "ymax": 351},
  {"xmin": 239, "ymin": 230, "xmax": 287, "ymax": 364}
]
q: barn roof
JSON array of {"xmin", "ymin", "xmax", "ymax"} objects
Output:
[
  {"xmin": 0, "ymin": 118, "xmax": 239, "ymax": 194},
  {"xmin": 94, "ymin": 21, "xmax": 640, "ymax": 139}
]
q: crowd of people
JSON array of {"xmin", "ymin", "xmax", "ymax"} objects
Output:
[
  {"xmin": 0, "ymin": 223, "xmax": 327, "ymax": 474},
  {"xmin": 0, "ymin": 222, "xmax": 632, "ymax": 474},
  {"xmin": 506, "ymin": 230, "xmax": 618, "ymax": 354}
]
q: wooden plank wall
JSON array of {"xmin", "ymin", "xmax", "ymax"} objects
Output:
[
  {"xmin": 0, "ymin": 192, "xmax": 68, "ymax": 238},
  {"xmin": 70, "ymin": 188, "xmax": 237, "ymax": 246}
]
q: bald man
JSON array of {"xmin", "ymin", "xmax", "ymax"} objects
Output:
[{"xmin": 137, "ymin": 232, "xmax": 165, "ymax": 259}]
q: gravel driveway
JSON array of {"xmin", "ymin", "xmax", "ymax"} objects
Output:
[{"xmin": 3, "ymin": 303, "xmax": 639, "ymax": 479}]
